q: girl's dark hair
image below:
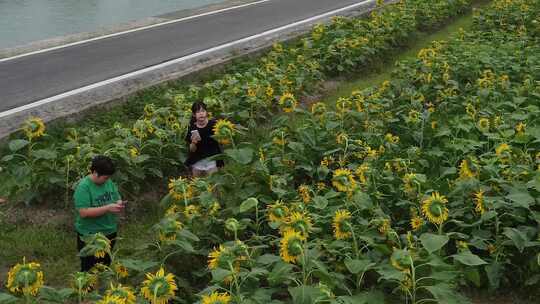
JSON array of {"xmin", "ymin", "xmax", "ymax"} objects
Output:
[
  {"xmin": 90, "ymin": 155, "xmax": 116, "ymax": 176},
  {"xmin": 190, "ymin": 101, "xmax": 208, "ymax": 124}
]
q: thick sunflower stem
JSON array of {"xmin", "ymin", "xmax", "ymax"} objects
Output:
[
  {"xmin": 228, "ymin": 262, "xmax": 241, "ymax": 301},
  {"xmin": 409, "ymin": 256, "xmax": 417, "ymax": 304},
  {"xmin": 347, "ymin": 223, "xmax": 360, "ymax": 259}
]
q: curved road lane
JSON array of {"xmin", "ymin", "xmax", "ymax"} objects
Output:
[{"xmin": 0, "ymin": 0, "xmax": 367, "ymax": 113}]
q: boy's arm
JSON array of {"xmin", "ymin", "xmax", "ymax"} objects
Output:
[
  {"xmin": 79, "ymin": 205, "xmax": 118, "ymax": 218},
  {"xmin": 75, "ymin": 184, "xmax": 123, "ymax": 218}
]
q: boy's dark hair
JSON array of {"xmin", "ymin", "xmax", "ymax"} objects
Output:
[
  {"xmin": 90, "ymin": 155, "xmax": 115, "ymax": 176},
  {"xmin": 190, "ymin": 101, "xmax": 207, "ymax": 124}
]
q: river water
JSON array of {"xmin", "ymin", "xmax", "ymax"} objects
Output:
[{"xmin": 0, "ymin": 0, "xmax": 229, "ymax": 49}]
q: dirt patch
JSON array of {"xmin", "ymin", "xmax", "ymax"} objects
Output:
[{"xmin": 299, "ymin": 80, "xmax": 341, "ymax": 108}]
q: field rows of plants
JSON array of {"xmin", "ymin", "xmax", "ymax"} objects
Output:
[
  {"xmin": 2, "ymin": 0, "xmax": 540, "ymax": 303},
  {"xmin": 0, "ymin": 0, "xmax": 470, "ymax": 203}
]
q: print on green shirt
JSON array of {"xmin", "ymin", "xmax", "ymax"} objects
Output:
[{"xmin": 74, "ymin": 176, "xmax": 121, "ymax": 235}]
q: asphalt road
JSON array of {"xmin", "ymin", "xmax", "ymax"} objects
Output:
[{"xmin": 0, "ymin": 0, "xmax": 365, "ymax": 113}]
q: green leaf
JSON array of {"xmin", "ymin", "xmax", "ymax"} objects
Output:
[
  {"xmin": 39, "ymin": 286, "xmax": 74, "ymax": 303},
  {"xmin": 425, "ymin": 284, "xmax": 472, "ymax": 304},
  {"xmin": 420, "ymin": 233, "xmax": 449, "ymax": 254},
  {"xmin": 256, "ymin": 254, "xmax": 281, "ymax": 265},
  {"xmin": 503, "ymin": 227, "xmax": 529, "ymax": 253},
  {"xmin": 288, "ymin": 285, "xmax": 322, "ymax": 304},
  {"xmin": 120, "ymin": 259, "xmax": 158, "ymax": 272},
  {"xmin": 464, "ymin": 268, "xmax": 481, "ymax": 287},
  {"xmin": 0, "ymin": 293, "xmax": 18, "ymax": 304},
  {"xmin": 225, "ymin": 148, "xmax": 254, "ymax": 164},
  {"xmin": 352, "ymin": 191, "xmax": 373, "ymax": 209},
  {"xmin": 452, "ymin": 251, "xmax": 487, "ymax": 266},
  {"xmin": 336, "ymin": 290, "xmax": 385, "ymax": 304},
  {"xmin": 1, "ymin": 155, "xmax": 14, "ymax": 162},
  {"xmin": 8, "ymin": 139, "xmax": 29, "ymax": 152},
  {"xmin": 159, "ymin": 193, "xmax": 173, "ymax": 208},
  {"xmin": 506, "ymin": 191, "xmax": 534, "ymax": 209},
  {"xmin": 312, "ymin": 196, "xmax": 328, "ymax": 209},
  {"xmin": 212, "ymin": 268, "xmax": 232, "ymax": 282},
  {"xmin": 178, "ymin": 229, "xmax": 200, "ymax": 242},
  {"xmin": 376, "ymin": 265, "xmax": 406, "ymax": 282},
  {"xmin": 148, "ymin": 168, "xmax": 163, "ymax": 178},
  {"xmin": 240, "ymin": 197, "xmax": 258, "ymax": 213},
  {"xmin": 344, "ymin": 258, "xmax": 374, "ymax": 274},
  {"xmin": 485, "ymin": 263, "xmax": 503, "ymax": 289},
  {"xmin": 268, "ymin": 262, "xmax": 294, "ymax": 286},
  {"xmin": 170, "ymin": 239, "xmax": 195, "ymax": 253},
  {"xmin": 31, "ymin": 149, "xmax": 58, "ymax": 160}
]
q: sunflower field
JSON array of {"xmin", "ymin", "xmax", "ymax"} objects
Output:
[{"xmin": 2, "ymin": 0, "xmax": 540, "ymax": 303}]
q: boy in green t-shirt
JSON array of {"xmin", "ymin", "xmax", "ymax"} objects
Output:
[{"xmin": 74, "ymin": 155, "xmax": 125, "ymax": 272}]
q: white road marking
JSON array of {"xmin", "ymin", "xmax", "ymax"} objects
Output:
[{"xmin": 0, "ymin": 0, "xmax": 373, "ymax": 118}]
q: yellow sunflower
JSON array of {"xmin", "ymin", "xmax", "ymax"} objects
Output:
[
  {"xmin": 265, "ymin": 85, "xmax": 274, "ymax": 98},
  {"xmin": 183, "ymin": 205, "xmax": 200, "ymax": 220},
  {"xmin": 22, "ymin": 117, "xmax": 46, "ymax": 140},
  {"xmin": 212, "ymin": 119, "xmax": 235, "ymax": 145},
  {"xmin": 458, "ymin": 159, "xmax": 476, "ymax": 179},
  {"xmin": 336, "ymin": 97, "xmax": 352, "ymax": 114},
  {"xmin": 208, "ymin": 245, "xmax": 230, "ymax": 270},
  {"xmin": 515, "ymin": 122, "xmax": 526, "ymax": 134},
  {"xmin": 157, "ymin": 216, "xmax": 183, "ymax": 242},
  {"xmin": 201, "ymin": 291, "xmax": 231, "ymax": 304},
  {"xmin": 402, "ymin": 173, "xmax": 417, "ymax": 196},
  {"xmin": 209, "ymin": 201, "xmax": 221, "ymax": 216},
  {"xmin": 267, "ymin": 201, "xmax": 289, "ymax": 224},
  {"xmin": 168, "ymin": 177, "xmax": 193, "ymax": 202},
  {"xmin": 407, "ymin": 110, "xmax": 420, "ymax": 124},
  {"xmin": 495, "ymin": 143, "xmax": 511, "ymax": 163},
  {"xmin": 298, "ymin": 185, "xmax": 311, "ymax": 204},
  {"xmin": 336, "ymin": 132, "xmax": 348, "ymax": 145},
  {"xmin": 105, "ymin": 283, "xmax": 136, "ymax": 304},
  {"xmin": 282, "ymin": 211, "xmax": 312, "ymax": 239},
  {"xmin": 473, "ymin": 190, "xmax": 485, "ymax": 215},
  {"xmin": 113, "ymin": 262, "xmax": 129, "ymax": 279},
  {"xmin": 378, "ymin": 219, "xmax": 391, "ymax": 235},
  {"xmin": 311, "ymin": 102, "xmax": 327, "ymax": 117},
  {"xmin": 132, "ymin": 119, "xmax": 154, "ymax": 139},
  {"xmin": 165, "ymin": 205, "xmax": 181, "ymax": 216},
  {"xmin": 7, "ymin": 259, "xmax": 44, "ymax": 296},
  {"xmin": 129, "ymin": 147, "xmax": 139, "ymax": 159},
  {"xmin": 97, "ymin": 295, "xmax": 125, "ymax": 304},
  {"xmin": 333, "ymin": 210, "xmax": 352, "ymax": 240},
  {"xmin": 410, "ymin": 216, "xmax": 424, "ymax": 231},
  {"xmin": 421, "ymin": 192, "xmax": 449, "ymax": 225},
  {"xmin": 280, "ymin": 229, "xmax": 304, "ymax": 264},
  {"xmin": 465, "ymin": 103, "xmax": 476, "ymax": 118},
  {"xmin": 385, "ymin": 133, "xmax": 400, "ymax": 144},
  {"xmin": 390, "ymin": 249, "xmax": 412, "ymax": 273},
  {"xmin": 79, "ymin": 233, "xmax": 111, "ymax": 259},
  {"xmin": 71, "ymin": 271, "xmax": 98, "ymax": 295},
  {"xmin": 477, "ymin": 118, "xmax": 490, "ymax": 132},
  {"xmin": 278, "ymin": 92, "xmax": 297, "ymax": 113},
  {"xmin": 141, "ymin": 267, "xmax": 177, "ymax": 304},
  {"xmin": 355, "ymin": 163, "xmax": 369, "ymax": 186},
  {"xmin": 332, "ymin": 168, "xmax": 356, "ymax": 192}
]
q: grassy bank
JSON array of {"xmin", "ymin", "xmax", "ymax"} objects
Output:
[{"xmin": 322, "ymin": 0, "xmax": 491, "ymax": 104}]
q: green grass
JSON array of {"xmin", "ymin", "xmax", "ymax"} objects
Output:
[
  {"xmin": 0, "ymin": 201, "xmax": 161, "ymax": 288},
  {"xmin": 322, "ymin": 0, "xmax": 490, "ymax": 104}
]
